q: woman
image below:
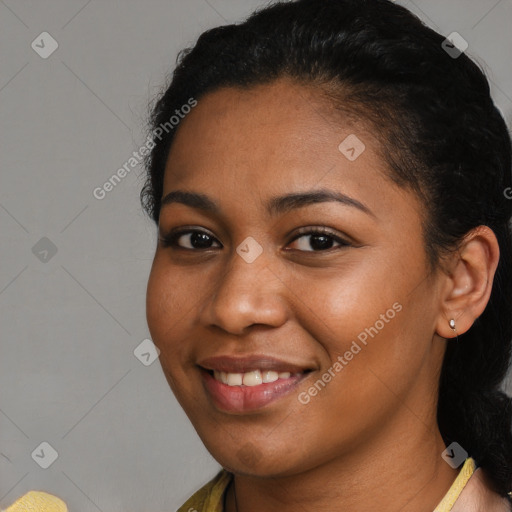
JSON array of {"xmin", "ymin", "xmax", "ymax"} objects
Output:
[{"xmin": 141, "ymin": 0, "xmax": 512, "ymax": 510}]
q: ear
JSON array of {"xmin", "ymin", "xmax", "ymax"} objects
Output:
[{"xmin": 436, "ymin": 226, "xmax": 500, "ymax": 339}]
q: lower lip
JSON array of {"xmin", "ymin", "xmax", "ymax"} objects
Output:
[{"xmin": 200, "ymin": 368, "xmax": 308, "ymax": 413}]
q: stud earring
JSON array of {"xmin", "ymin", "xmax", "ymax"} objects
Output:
[{"xmin": 449, "ymin": 319, "xmax": 456, "ymax": 330}]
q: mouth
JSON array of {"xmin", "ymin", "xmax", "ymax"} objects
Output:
[{"xmin": 197, "ymin": 355, "xmax": 315, "ymax": 413}]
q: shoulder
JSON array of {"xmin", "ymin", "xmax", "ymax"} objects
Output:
[
  {"xmin": 2, "ymin": 491, "xmax": 68, "ymax": 512},
  {"xmin": 451, "ymin": 467, "xmax": 512, "ymax": 512}
]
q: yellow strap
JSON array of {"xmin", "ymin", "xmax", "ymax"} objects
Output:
[{"xmin": 433, "ymin": 457, "xmax": 476, "ymax": 512}]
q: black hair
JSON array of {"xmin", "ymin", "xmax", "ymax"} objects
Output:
[{"xmin": 140, "ymin": 0, "xmax": 512, "ymax": 497}]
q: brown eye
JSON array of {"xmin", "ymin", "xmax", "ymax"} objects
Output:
[
  {"xmin": 288, "ymin": 229, "xmax": 350, "ymax": 252},
  {"xmin": 160, "ymin": 230, "xmax": 222, "ymax": 250}
]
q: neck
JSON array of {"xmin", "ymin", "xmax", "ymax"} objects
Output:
[{"xmin": 226, "ymin": 416, "xmax": 459, "ymax": 512}]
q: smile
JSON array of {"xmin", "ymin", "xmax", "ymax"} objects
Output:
[{"xmin": 200, "ymin": 368, "xmax": 312, "ymax": 413}]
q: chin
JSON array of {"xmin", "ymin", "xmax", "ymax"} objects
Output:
[{"xmin": 204, "ymin": 438, "xmax": 309, "ymax": 478}]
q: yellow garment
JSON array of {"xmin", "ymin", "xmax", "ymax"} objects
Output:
[
  {"xmin": 177, "ymin": 457, "xmax": 476, "ymax": 512},
  {"xmin": 0, "ymin": 457, "xmax": 476, "ymax": 512},
  {"xmin": 2, "ymin": 491, "xmax": 68, "ymax": 512},
  {"xmin": 177, "ymin": 470, "xmax": 232, "ymax": 512}
]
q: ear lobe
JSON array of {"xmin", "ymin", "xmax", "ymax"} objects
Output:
[{"xmin": 435, "ymin": 226, "xmax": 500, "ymax": 339}]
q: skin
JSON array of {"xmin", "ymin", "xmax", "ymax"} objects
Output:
[
  {"xmin": 146, "ymin": 78, "xmax": 500, "ymax": 512},
  {"xmin": 452, "ymin": 469, "xmax": 511, "ymax": 511}
]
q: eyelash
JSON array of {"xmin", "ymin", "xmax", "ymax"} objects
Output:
[{"xmin": 158, "ymin": 227, "xmax": 351, "ymax": 252}]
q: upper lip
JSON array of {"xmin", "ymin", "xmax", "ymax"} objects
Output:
[{"xmin": 198, "ymin": 355, "xmax": 313, "ymax": 374}]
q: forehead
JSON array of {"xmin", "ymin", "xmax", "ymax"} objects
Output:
[{"xmin": 162, "ymin": 78, "xmax": 416, "ymax": 220}]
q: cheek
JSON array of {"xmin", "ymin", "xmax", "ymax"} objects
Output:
[
  {"xmin": 281, "ymin": 256, "xmax": 403, "ymax": 348},
  {"xmin": 146, "ymin": 263, "xmax": 202, "ymax": 408},
  {"xmin": 288, "ymin": 254, "xmax": 430, "ymax": 398},
  {"xmin": 146, "ymin": 263, "xmax": 172, "ymax": 339},
  {"xmin": 146, "ymin": 259, "xmax": 193, "ymax": 365}
]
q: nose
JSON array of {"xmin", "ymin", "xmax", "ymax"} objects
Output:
[{"xmin": 199, "ymin": 249, "xmax": 289, "ymax": 335}]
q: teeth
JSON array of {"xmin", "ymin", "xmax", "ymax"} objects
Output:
[
  {"xmin": 212, "ymin": 369, "xmax": 300, "ymax": 386},
  {"xmin": 262, "ymin": 370, "xmax": 279, "ymax": 383},
  {"xmin": 243, "ymin": 370, "xmax": 262, "ymax": 386},
  {"xmin": 227, "ymin": 372, "xmax": 243, "ymax": 386}
]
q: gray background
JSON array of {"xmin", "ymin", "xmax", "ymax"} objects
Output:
[{"xmin": 0, "ymin": 0, "xmax": 511, "ymax": 510}]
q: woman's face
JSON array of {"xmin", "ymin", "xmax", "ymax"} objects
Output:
[{"xmin": 146, "ymin": 79, "xmax": 448, "ymax": 476}]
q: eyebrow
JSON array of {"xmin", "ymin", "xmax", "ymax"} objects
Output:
[{"xmin": 160, "ymin": 189, "xmax": 375, "ymax": 218}]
